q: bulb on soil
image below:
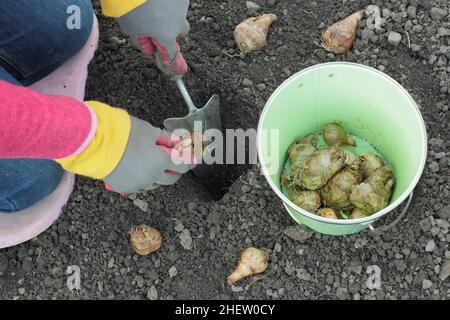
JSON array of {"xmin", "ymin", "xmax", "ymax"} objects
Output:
[
  {"xmin": 227, "ymin": 247, "xmax": 269, "ymax": 284},
  {"xmin": 321, "ymin": 10, "xmax": 364, "ymax": 54},
  {"xmin": 234, "ymin": 14, "xmax": 278, "ymax": 58},
  {"xmin": 129, "ymin": 225, "xmax": 162, "ymax": 256}
]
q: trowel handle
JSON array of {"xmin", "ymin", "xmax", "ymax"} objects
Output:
[{"xmin": 176, "ymin": 79, "xmax": 197, "ymax": 113}]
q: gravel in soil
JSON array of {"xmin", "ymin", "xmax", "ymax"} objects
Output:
[{"xmin": 0, "ymin": 0, "xmax": 449, "ymax": 300}]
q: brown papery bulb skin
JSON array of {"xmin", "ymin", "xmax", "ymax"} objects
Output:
[
  {"xmin": 234, "ymin": 14, "xmax": 278, "ymax": 58},
  {"xmin": 130, "ymin": 225, "xmax": 162, "ymax": 256},
  {"xmin": 319, "ymin": 208, "xmax": 339, "ymax": 219},
  {"xmin": 227, "ymin": 247, "xmax": 269, "ymax": 284},
  {"xmin": 323, "ymin": 123, "xmax": 357, "ymax": 147},
  {"xmin": 321, "ymin": 10, "xmax": 364, "ymax": 54}
]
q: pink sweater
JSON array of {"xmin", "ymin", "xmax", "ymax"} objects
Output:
[{"xmin": 0, "ymin": 80, "xmax": 96, "ymax": 159}]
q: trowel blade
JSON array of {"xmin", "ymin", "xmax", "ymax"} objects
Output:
[
  {"xmin": 163, "ymin": 94, "xmax": 225, "ymax": 199},
  {"xmin": 163, "ymin": 94, "xmax": 222, "ymax": 132}
]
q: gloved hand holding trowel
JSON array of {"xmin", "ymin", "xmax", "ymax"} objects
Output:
[
  {"xmin": 0, "ymin": 0, "xmax": 197, "ymax": 222},
  {"xmin": 118, "ymin": 0, "xmax": 223, "ymax": 193},
  {"xmin": 118, "ymin": 0, "xmax": 190, "ymax": 79}
]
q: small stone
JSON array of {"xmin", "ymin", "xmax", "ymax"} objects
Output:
[
  {"xmin": 135, "ymin": 275, "xmax": 145, "ymax": 287},
  {"xmin": 412, "ymin": 25, "xmax": 423, "ymax": 33},
  {"xmin": 108, "ymin": 258, "xmax": 114, "ymax": 268},
  {"xmin": 404, "ymin": 20, "xmax": 413, "ymax": 31},
  {"xmin": 406, "ymin": 6, "xmax": 417, "ymax": 18},
  {"xmin": 18, "ymin": 288, "xmax": 25, "ymax": 295},
  {"xmin": 405, "ymin": 274, "xmax": 413, "ymax": 284},
  {"xmin": 434, "ymin": 152, "xmax": 447, "ymax": 160},
  {"xmin": 283, "ymin": 225, "xmax": 313, "ymax": 243},
  {"xmin": 133, "ymin": 199, "xmax": 148, "ymax": 212},
  {"xmin": 394, "ymin": 260, "xmax": 407, "ymax": 272},
  {"xmin": 436, "ymin": 56, "xmax": 447, "ymax": 67},
  {"xmin": 336, "ymin": 287, "xmax": 349, "ymax": 299},
  {"xmin": 274, "ymin": 242, "xmax": 282, "ymax": 252},
  {"xmin": 430, "ymin": 7, "xmax": 447, "ymax": 20},
  {"xmin": 348, "ymin": 265, "xmax": 363, "ymax": 274},
  {"xmin": 429, "ymin": 162, "xmax": 440, "ymax": 173},
  {"xmin": 231, "ymin": 285, "xmax": 243, "ymax": 292},
  {"xmin": 382, "ymin": 8, "xmax": 391, "ymax": 19},
  {"xmin": 420, "ymin": 218, "xmax": 431, "ymax": 232},
  {"xmin": 128, "ymin": 193, "xmax": 138, "ymax": 200},
  {"xmin": 439, "ymin": 260, "xmax": 450, "ymax": 281},
  {"xmin": 429, "ymin": 138, "xmax": 443, "ymax": 147},
  {"xmin": 147, "ymin": 286, "xmax": 158, "ymax": 300},
  {"xmin": 296, "ymin": 268, "xmax": 312, "ymax": 281},
  {"xmin": 242, "ymin": 78, "xmax": 253, "ymax": 87},
  {"xmin": 422, "ymin": 279, "xmax": 433, "ymax": 290},
  {"xmin": 110, "ymin": 36, "xmax": 126, "ymax": 45},
  {"xmin": 169, "ymin": 266, "xmax": 177, "ymax": 278},
  {"xmin": 256, "ymin": 83, "xmax": 266, "ymax": 91},
  {"xmin": 388, "ymin": 32, "xmax": 402, "ymax": 46},
  {"xmin": 438, "ymin": 28, "xmax": 450, "ymax": 37},
  {"xmin": 267, "ymin": 0, "xmax": 277, "ymax": 8},
  {"xmin": 21, "ymin": 260, "xmax": 33, "ymax": 273},
  {"xmin": 174, "ymin": 220, "xmax": 184, "ymax": 232},
  {"xmin": 354, "ymin": 238, "xmax": 368, "ymax": 249},
  {"xmin": 391, "ymin": 12, "xmax": 402, "ymax": 23},
  {"xmin": 429, "ymin": 55, "xmax": 438, "ymax": 65},
  {"xmin": 411, "ymin": 44, "xmax": 421, "ymax": 52},
  {"xmin": 246, "ymin": 1, "xmax": 260, "ymax": 14},
  {"xmin": 431, "ymin": 226, "xmax": 440, "ymax": 236},
  {"xmin": 425, "ymin": 240, "xmax": 436, "ymax": 252},
  {"xmin": 180, "ymin": 229, "xmax": 193, "ymax": 251},
  {"xmin": 282, "ymin": 67, "xmax": 291, "ymax": 77}
]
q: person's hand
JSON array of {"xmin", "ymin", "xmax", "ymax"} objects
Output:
[
  {"xmin": 117, "ymin": 0, "xmax": 190, "ymax": 79},
  {"xmin": 104, "ymin": 117, "xmax": 195, "ymax": 194}
]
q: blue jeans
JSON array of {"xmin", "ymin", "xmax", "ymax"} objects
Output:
[{"xmin": 0, "ymin": 0, "xmax": 94, "ymax": 212}]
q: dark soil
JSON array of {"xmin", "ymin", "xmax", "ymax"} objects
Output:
[{"xmin": 0, "ymin": 0, "xmax": 449, "ymax": 300}]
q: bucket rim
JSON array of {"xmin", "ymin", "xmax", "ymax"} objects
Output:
[{"xmin": 257, "ymin": 62, "xmax": 428, "ymax": 225}]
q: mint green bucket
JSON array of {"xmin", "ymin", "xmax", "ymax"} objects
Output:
[{"xmin": 257, "ymin": 63, "xmax": 427, "ymax": 236}]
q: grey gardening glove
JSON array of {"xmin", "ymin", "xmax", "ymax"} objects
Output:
[
  {"xmin": 104, "ymin": 117, "xmax": 194, "ymax": 194},
  {"xmin": 118, "ymin": 0, "xmax": 190, "ymax": 78}
]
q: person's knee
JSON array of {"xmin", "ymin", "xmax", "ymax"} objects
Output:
[
  {"xmin": 62, "ymin": 0, "xmax": 95, "ymax": 58},
  {"xmin": 0, "ymin": 160, "xmax": 64, "ymax": 213}
]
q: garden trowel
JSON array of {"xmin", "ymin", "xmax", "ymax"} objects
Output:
[
  {"xmin": 164, "ymin": 79, "xmax": 222, "ymax": 133},
  {"xmin": 164, "ymin": 79, "xmax": 225, "ymax": 199}
]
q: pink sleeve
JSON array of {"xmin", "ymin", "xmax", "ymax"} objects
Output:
[{"xmin": 0, "ymin": 80, "xmax": 97, "ymax": 159}]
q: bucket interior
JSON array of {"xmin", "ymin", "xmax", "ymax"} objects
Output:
[{"xmin": 258, "ymin": 63, "xmax": 427, "ymax": 226}]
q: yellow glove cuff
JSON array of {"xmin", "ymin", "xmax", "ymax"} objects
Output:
[
  {"xmin": 56, "ymin": 101, "xmax": 131, "ymax": 179},
  {"xmin": 100, "ymin": 0, "xmax": 147, "ymax": 18}
]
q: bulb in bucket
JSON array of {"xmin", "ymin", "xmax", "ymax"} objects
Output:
[
  {"xmin": 324, "ymin": 123, "xmax": 357, "ymax": 147},
  {"xmin": 350, "ymin": 166, "xmax": 395, "ymax": 215},
  {"xmin": 281, "ymin": 123, "xmax": 396, "ymax": 220},
  {"xmin": 359, "ymin": 152, "xmax": 385, "ymax": 178},
  {"xmin": 321, "ymin": 157, "xmax": 364, "ymax": 211}
]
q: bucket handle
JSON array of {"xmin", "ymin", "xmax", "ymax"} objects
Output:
[{"xmin": 366, "ymin": 192, "xmax": 414, "ymax": 233}]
